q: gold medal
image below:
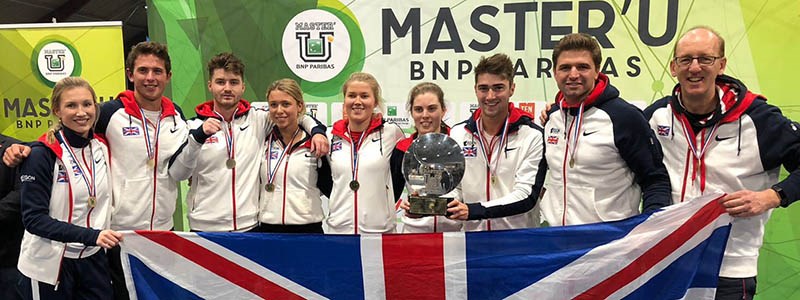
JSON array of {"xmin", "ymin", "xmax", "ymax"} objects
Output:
[
  {"xmin": 226, "ymin": 158, "xmax": 236, "ymax": 169},
  {"xmin": 146, "ymin": 158, "xmax": 155, "ymax": 169},
  {"xmin": 88, "ymin": 196, "xmax": 96, "ymax": 208},
  {"xmin": 349, "ymin": 180, "xmax": 360, "ymax": 191},
  {"xmin": 569, "ymin": 158, "xmax": 575, "ymax": 168},
  {"xmin": 266, "ymin": 183, "xmax": 275, "ymax": 192}
]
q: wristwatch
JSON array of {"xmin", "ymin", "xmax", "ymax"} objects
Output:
[{"xmin": 770, "ymin": 185, "xmax": 789, "ymax": 208}]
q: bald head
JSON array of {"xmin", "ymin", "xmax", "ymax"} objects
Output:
[{"xmin": 673, "ymin": 26, "xmax": 725, "ymax": 57}]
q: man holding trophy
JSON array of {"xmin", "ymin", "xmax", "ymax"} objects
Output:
[{"xmin": 442, "ymin": 53, "xmax": 547, "ymax": 231}]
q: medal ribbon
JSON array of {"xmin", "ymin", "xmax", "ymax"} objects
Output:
[
  {"xmin": 474, "ymin": 116, "xmax": 509, "ymax": 181},
  {"xmin": 213, "ymin": 108, "xmax": 238, "ymax": 163},
  {"xmin": 265, "ymin": 128, "xmax": 301, "ymax": 186},
  {"xmin": 347, "ymin": 127, "xmax": 369, "ymax": 187},
  {"xmin": 560, "ymin": 100, "xmax": 585, "ymax": 166},
  {"xmin": 139, "ymin": 108, "xmax": 162, "ymax": 163},
  {"xmin": 676, "ymin": 115, "xmax": 720, "ymax": 194},
  {"xmin": 58, "ymin": 131, "xmax": 96, "ymax": 204}
]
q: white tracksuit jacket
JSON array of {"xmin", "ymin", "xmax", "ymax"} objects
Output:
[
  {"xmin": 645, "ymin": 75, "xmax": 800, "ymax": 278},
  {"xmin": 450, "ymin": 103, "xmax": 546, "ymax": 231}
]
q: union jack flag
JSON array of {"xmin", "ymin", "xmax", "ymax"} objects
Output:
[
  {"xmin": 462, "ymin": 146, "xmax": 477, "ymax": 157},
  {"xmin": 121, "ymin": 194, "xmax": 730, "ymax": 300},
  {"xmin": 657, "ymin": 125, "xmax": 671, "ymax": 136},
  {"xmin": 68, "ymin": 159, "xmax": 81, "ymax": 177},
  {"xmin": 331, "ymin": 141, "xmax": 343, "ymax": 152},
  {"xmin": 270, "ymin": 151, "xmax": 279, "ymax": 160},
  {"xmin": 547, "ymin": 135, "xmax": 559, "ymax": 144},
  {"xmin": 56, "ymin": 169, "xmax": 68, "ymax": 183},
  {"xmin": 123, "ymin": 126, "xmax": 141, "ymax": 136},
  {"xmin": 205, "ymin": 136, "xmax": 219, "ymax": 144}
]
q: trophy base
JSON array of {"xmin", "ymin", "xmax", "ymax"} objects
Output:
[{"xmin": 408, "ymin": 196, "xmax": 451, "ymax": 216}]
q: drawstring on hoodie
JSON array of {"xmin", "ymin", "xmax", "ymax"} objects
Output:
[
  {"xmin": 670, "ymin": 111, "xmax": 675, "ymax": 140},
  {"xmin": 737, "ymin": 117, "xmax": 742, "ymax": 156}
]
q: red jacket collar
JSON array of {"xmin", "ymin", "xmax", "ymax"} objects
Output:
[
  {"xmin": 555, "ymin": 73, "xmax": 609, "ymax": 108},
  {"xmin": 331, "ymin": 114, "xmax": 385, "ymax": 141},
  {"xmin": 117, "ymin": 90, "xmax": 178, "ymax": 119},
  {"xmin": 194, "ymin": 99, "xmax": 252, "ymax": 119},
  {"xmin": 396, "ymin": 125, "xmax": 451, "ymax": 152},
  {"xmin": 38, "ymin": 131, "xmax": 107, "ymax": 159},
  {"xmin": 671, "ymin": 76, "xmax": 763, "ymax": 124},
  {"xmin": 466, "ymin": 102, "xmax": 533, "ymax": 135},
  {"xmin": 469, "ymin": 102, "xmax": 532, "ymax": 125}
]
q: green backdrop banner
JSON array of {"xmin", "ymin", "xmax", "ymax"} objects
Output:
[
  {"xmin": 0, "ymin": 21, "xmax": 126, "ymax": 141},
  {"xmin": 148, "ymin": 1, "xmax": 799, "ymax": 298}
]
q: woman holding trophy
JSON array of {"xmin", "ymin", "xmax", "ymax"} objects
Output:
[
  {"xmin": 326, "ymin": 72, "xmax": 405, "ymax": 234},
  {"xmin": 258, "ymin": 79, "xmax": 332, "ymax": 233},
  {"xmin": 391, "ymin": 82, "xmax": 463, "ymax": 233}
]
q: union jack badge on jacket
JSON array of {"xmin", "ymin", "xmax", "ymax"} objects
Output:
[{"xmin": 122, "ymin": 126, "xmax": 140, "ymax": 136}]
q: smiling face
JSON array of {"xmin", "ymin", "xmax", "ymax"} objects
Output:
[
  {"xmin": 208, "ymin": 68, "xmax": 245, "ymax": 111},
  {"xmin": 54, "ymin": 87, "xmax": 97, "ymax": 138},
  {"xmin": 344, "ymin": 80, "xmax": 377, "ymax": 127},
  {"xmin": 127, "ymin": 54, "xmax": 171, "ymax": 105},
  {"xmin": 267, "ymin": 89, "xmax": 301, "ymax": 130},
  {"xmin": 474, "ymin": 73, "xmax": 514, "ymax": 121},
  {"xmin": 554, "ymin": 50, "xmax": 599, "ymax": 105},
  {"xmin": 411, "ymin": 92, "xmax": 447, "ymax": 135},
  {"xmin": 670, "ymin": 28, "xmax": 727, "ymax": 105}
]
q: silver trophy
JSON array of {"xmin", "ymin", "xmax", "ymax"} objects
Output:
[{"xmin": 402, "ymin": 133, "xmax": 465, "ymax": 215}]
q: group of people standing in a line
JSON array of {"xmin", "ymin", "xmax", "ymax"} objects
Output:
[{"xmin": 0, "ymin": 25, "xmax": 797, "ymax": 300}]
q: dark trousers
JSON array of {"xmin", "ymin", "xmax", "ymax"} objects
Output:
[
  {"xmin": 18, "ymin": 251, "xmax": 111, "ymax": 300},
  {"xmin": 107, "ymin": 245, "xmax": 130, "ymax": 300},
  {"xmin": 716, "ymin": 276, "xmax": 757, "ymax": 300},
  {"xmin": 256, "ymin": 222, "xmax": 324, "ymax": 234},
  {"xmin": 1, "ymin": 267, "xmax": 22, "ymax": 300}
]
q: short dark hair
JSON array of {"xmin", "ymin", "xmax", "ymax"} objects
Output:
[
  {"xmin": 474, "ymin": 53, "xmax": 515, "ymax": 84},
  {"xmin": 207, "ymin": 52, "xmax": 245, "ymax": 80},
  {"xmin": 552, "ymin": 33, "xmax": 602, "ymax": 70},
  {"xmin": 126, "ymin": 41, "xmax": 171, "ymax": 73},
  {"xmin": 673, "ymin": 26, "xmax": 725, "ymax": 57}
]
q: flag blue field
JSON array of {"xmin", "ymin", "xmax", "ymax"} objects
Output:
[{"xmin": 120, "ymin": 193, "xmax": 731, "ymax": 299}]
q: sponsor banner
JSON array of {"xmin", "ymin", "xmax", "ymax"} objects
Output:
[
  {"xmin": 149, "ymin": 1, "xmax": 800, "ymax": 297},
  {"xmin": 0, "ymin": 22, "xmax": 126, "ymax": 141}
]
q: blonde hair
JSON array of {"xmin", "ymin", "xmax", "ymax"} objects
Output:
[
  {"xmin": 46, "ymin": 77, "xmax": 98, "ymax": 143},
  {"xmin": 342, "ymin": 72, "xmax": 383, "ymax": 112},
  {"xmin": 266, "ymin": 78, "xmax": 306, "ymax": 116}
]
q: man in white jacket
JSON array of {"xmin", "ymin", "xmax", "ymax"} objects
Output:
[
  {"xmin": 168, "ymin": 52, "xmax": 327, "ymax": 232},
  {"xmin": 447, "ymin": 53, "xmax": 547, "ymax": 231},
  {"xmin": 644, "ymin": 26, "xmax": 800, "ymax": 300}
]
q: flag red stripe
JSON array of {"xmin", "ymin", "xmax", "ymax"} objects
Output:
[
  {"xmin": 382, "ymin": 233, "xmax": 446, "ymax": 300},
  {"xmin": 575, "ymin": 196, "xmax": 728, "ymax": 299},
  {"xmin": 138, "ymin": 231, "xmax": 304, "ymax": 299}
]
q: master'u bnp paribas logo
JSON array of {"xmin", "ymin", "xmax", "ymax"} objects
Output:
[
  {"xmin": 31, "ymin": 37, "xmax": 82, "ymax": 87},
  {"xmin": 282, "ymin": 9, "xmax": 351, "ymax": 83}
]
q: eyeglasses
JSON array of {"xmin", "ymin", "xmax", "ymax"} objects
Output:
[{"xmin": 673, "ymin": 56, "xmax": 722, "ymax": 67}]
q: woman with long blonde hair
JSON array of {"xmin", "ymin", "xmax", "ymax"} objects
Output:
[{"xmin": 17, "ymin": 77, "xmax": 120, "ymax": 299}]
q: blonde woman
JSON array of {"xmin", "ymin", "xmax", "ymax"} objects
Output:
[
  {"xmin": 258, "ymin": 79, "xmax": 332, "ymax": 233},
  {"xmin": 326, "ymin": 72, "xmax": 405, "ymax": 234},
  {"xmin": 17, "ymin": 77, "xmax": 119, "ymax": 299}
]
